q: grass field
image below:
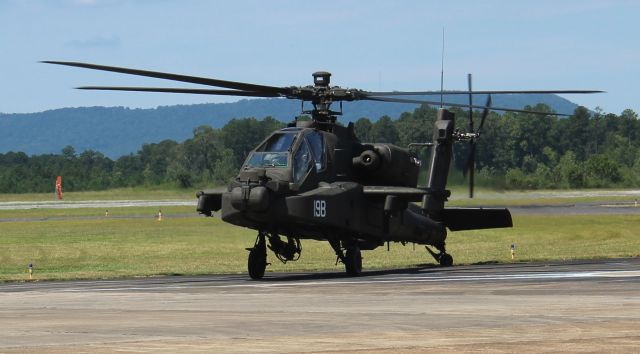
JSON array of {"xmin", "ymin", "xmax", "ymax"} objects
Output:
[
  {"xmin": 0, "ymin": 205, "xmax": 195, "ymax": 219},
  {"xmin": 0, "ymin": 187, "xmax": 196, "ymax": 202},
  {"xmin": 1, "ymin": 186, "xmax": 639, "ymax": 205},
  {"xmin": 1, "ymin": 203, "xmax": 639, "ymax": 282}
]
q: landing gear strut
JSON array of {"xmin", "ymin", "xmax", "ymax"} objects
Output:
[
  {"xmin": 344, "ymin": 246, "xmax": 362, "ymax": 276},
  {"xmin": 247, "ymin": 232, "xmax": 267, "ymax": 279},
  {"xmin": 426, "ymin": 244, "xmax": 453, "ymax": 267},
  {"xmin": 329, "ymin": 239, "xmax": 363, "ymax": 276}
]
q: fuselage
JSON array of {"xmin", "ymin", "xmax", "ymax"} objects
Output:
[{"xmin": 211, "ymin": 119, "xmax": 444, "ymax": 250}]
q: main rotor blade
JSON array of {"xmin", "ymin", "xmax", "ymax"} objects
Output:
[
  {"xmin": 77, "ymin": 86, "xmax": 281, "ymax": 97},
  {"xmin": 42, "ymin": 61, "xmax": 292, "ymax": 95},
  {"xmin": 364, "ymin": 96, "xmax": 571, "ymax": 116},
  {"xmin": 363, "ymin": 89, "xmax": 604, "ymax": 96}
]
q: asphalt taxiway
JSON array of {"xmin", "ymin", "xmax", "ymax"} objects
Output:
[{"xmin": 1, "ymin": 258, "xmax": 639, "ymax": 352}]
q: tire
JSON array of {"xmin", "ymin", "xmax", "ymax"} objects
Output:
[
  {"xmin": 344, "ymin": 247, "xmax": 362, "ymax": 276},
  {"xmin": 248, "ymin": 245, "xmax": 266, "ymax": 279},
  {"xmin": 439, "ymin": 253, "xmax": 453, "ymax": 267}
]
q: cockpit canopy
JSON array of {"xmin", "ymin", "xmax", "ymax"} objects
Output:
[
  {"xmin": 243, "ymin": 128, "xmax": 326, "ymax": 184},
  {"xmin": 245, "ymin": 132, "xmax": 295, "ymax": 169}
]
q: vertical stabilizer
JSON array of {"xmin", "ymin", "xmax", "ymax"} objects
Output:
[{"xmin": 423, "ymin": 109, "xmax": 455, "ymax": 216}]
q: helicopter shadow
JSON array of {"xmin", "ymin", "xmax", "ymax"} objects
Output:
[
  {"xmin": 258, "ymin": 259, "xmax": 526, "ymax": 283},
  {"xmin": 260, "ymin": 264, "xmax": 449, "ymax": 282}
]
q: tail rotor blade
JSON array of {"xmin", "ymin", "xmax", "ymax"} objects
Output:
[
  {"xmin": 468, "ymin": 74, "xmax": 474, "ymax": 132},
  {"xmin": 465, "ymin": 142, "xmax": 476, "ymax": 198},
  {"xmin": 463, "ymin": 136, "xmax": 477, "ymax": 172},
  {"xmin": 469, "ymin": 151, "xmax": 475, "ymax": 198},
  {"xmin": 478, "ymin": 94, "xmax": 492, "ymax": 132},
  {"xmin": 464, "ymin": 87, "xmax": 488, "ymax": 199}
]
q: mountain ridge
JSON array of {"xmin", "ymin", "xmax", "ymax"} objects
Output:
[{"xmin": 0, "ymin": 94, "xmax": 580, "ymax": 158}]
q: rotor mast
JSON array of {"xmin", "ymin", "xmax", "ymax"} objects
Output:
[{"xmin": 307, "ymin": 71, "xmax": 341, "ymax": 124}]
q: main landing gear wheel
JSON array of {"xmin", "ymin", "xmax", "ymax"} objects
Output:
[
  {"xmin": 247, "ymin": 233, "xmax": 267, "ymax": 280},
  {"xmin": 344, "ymin": 247, "xmax": 362, "ymax": 276}
]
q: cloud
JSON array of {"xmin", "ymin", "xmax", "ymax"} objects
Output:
[{"xmin": 65, "ymin": 36, "xmax": 121, "ymax": 49}]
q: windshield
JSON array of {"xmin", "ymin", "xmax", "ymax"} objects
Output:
[
  {"xmin": 244, "ymin": 152, "xmax": 289, "ymax": 168},
  {"xmin": 243, "ymin": 132, "xmax": 297, "ymax": 169},
  {"xmin": 259, "ymin": 133, "xmax": 296, "ymax": 152},
  {"xmin": 293, "ymin": 140, "xmax": 312, "ymax": 182},
  {"xmin": 305, "ymin": 131, "xmax": 325, "ymax": 171}
]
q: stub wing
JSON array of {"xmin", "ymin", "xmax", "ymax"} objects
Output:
[
  {"xmin": 441, "ymin": 207, "xmax": 512, "ymax": 231},
  {"xmin": 196, "ymin": 188, "xmax": 226, "ymax": 216}
]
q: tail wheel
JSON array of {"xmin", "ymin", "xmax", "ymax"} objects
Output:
[
  {"xmin": 426, "ymin": 245, "xmax": 454, "ymax": 267},
  {"xmin": 344, "ymin": 247, "xmax": 362, "ymax": 276},
  {"xmin": 248, "ymin": 234, "xmax": 267, "ymax": 279},
  {"xmin": 439, "ymin": 253, "xmax": 453, "ymax": 267}
]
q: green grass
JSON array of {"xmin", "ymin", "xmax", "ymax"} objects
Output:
[
  {"xmin": 448, "ymin": 215, "xmax": 640, "ymax": 263},
  {"xmin": 0, "ymin": 206, "xmax": 196, "ymax": 219},
  {"xmin": 1, "ymin": 210, "xmax": 639, "ymax": 282},
  {"xmin": 2, "ymin": 186, "xmax": 639, "ymax": 206}
]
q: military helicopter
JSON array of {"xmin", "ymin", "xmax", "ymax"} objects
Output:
[{"xmin": 44, "ymin": 61, "xmax": 601, "ymax": 279}]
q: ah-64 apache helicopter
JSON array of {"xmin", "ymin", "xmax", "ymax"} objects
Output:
[{"xmin": 44, "ymin": 61, "xmax": 600, "ymax": 279}]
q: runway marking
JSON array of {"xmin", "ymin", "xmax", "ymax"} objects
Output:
[{"xmin": 54, "ymin": 269, "xmax": 640, "ymax": 292}]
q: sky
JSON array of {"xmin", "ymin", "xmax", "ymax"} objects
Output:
[{"xmin": 0, "ymin": 0, "xmax": 638, "ymax": 115}]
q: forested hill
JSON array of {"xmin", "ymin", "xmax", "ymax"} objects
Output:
[
  {"xmin": 2, "ymin": 106, "xmax": 638, "ymax": 194},
  {"xmin": 0, "ymin": 94, "xmax": 579, "ymax": 158}
]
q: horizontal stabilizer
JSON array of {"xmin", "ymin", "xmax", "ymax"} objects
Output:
[
  {"xmin": 441, "ymin": 208, "xmax": 512, "ymax": 231},
  {"xmin": 363, "ymin": 186, "xmax": 430, "ymax": 200}
]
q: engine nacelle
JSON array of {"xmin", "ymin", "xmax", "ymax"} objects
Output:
[{"xmin": 352, "ymin": 144, "xmax": 420, "ymax": 187}]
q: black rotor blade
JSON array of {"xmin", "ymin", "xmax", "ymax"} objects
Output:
[
  {"xmin": 463, "ymin": 142, "xmax": 476, "ymax": 197},
  {"xmin": 478, "ymin": 94, "xmax": 492, "ymax": 132},
  {"xmin": 465, "ymin": 94, "xmax": 492, "ymax": 199},
  {"xmin": 462, "ymin": 140, "xmax": 476, "ymax": 178},
  {"xmin": 77, "ymin": 86, "xmax": 281, "ymax": 97},
  {"xmin": 364, "ymin": 96, "xmax": 571, "ymax": 116},
  {"xmin": 362, "ymin": 89, "xmax": 604, "ymax": 96},
  {"xmin": 469, "ymin": 147, "xmax": 475, "ymax": 199},
  {"xmin": 466, "ymin": 74, "xmax": 474, "ymax": 199},
  {"xmin": 468, "ymin": 74, "xmax": 473, "ymax": 132},
  {"xmin": 42, "ymin": 61, "xmax": 292, "ymax": 95}
]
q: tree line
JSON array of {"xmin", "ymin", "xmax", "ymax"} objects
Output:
[{"xmin": 0, "ymin": 105, "xmax": 638, "ymax": 193}]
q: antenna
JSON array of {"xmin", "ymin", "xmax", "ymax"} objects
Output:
[{"xmin": 440, "ymin": 27, "xmax": 445, "ymax": 108}]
